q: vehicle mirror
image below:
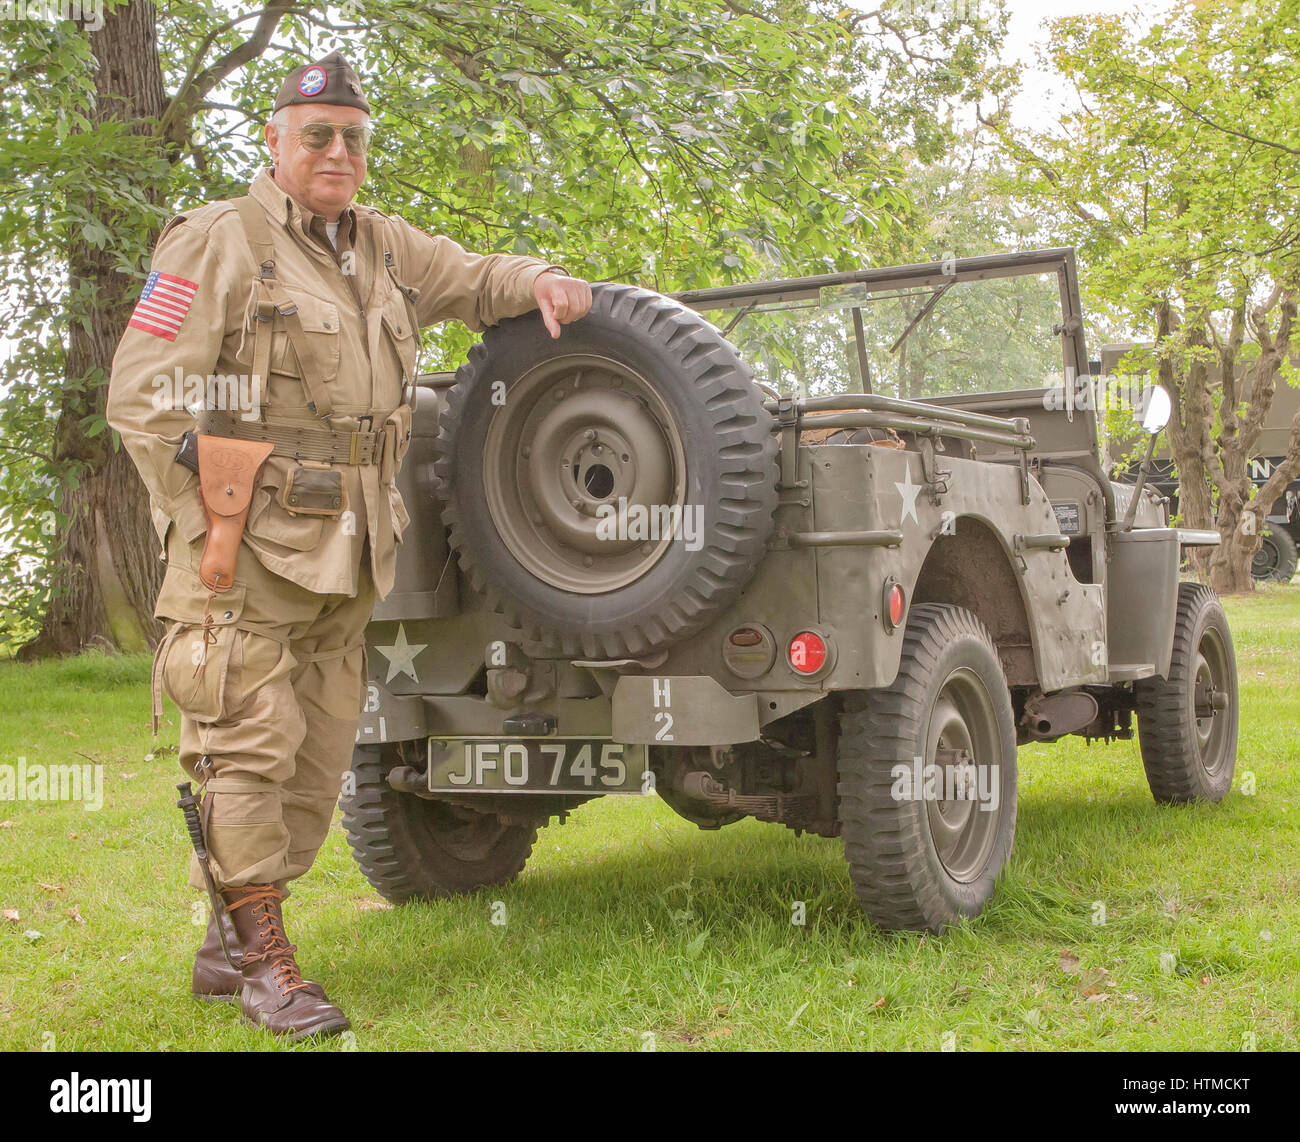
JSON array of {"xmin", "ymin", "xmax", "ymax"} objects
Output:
[{"xmin": 1141, "ymin": 385, "xmax": 1172, "ymax": 433}]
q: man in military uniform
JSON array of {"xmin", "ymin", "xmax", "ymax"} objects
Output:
[{"xmin": 106, "ymin": 51, "xmax": 591, "ymax": 1039}]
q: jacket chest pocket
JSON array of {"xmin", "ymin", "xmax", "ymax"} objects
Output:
[
  {"xmin": 266, "ymin": 290, "xmax": 341, "ymax": 409},
  {"xmin": 380, "ymin": 288, "xmax": 418, "ymax": 386}
]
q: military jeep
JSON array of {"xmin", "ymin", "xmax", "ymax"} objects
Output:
[{"xmin": 341, "ymin": 249, "xmax": 1239, "ymax": 932}]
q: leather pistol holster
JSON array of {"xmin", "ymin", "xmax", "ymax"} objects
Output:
[{"xmin": 196, "ymin": 434, "xmax": 275, "ymax": 593}]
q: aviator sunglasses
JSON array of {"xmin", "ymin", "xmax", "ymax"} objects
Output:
[{"xmin": 290, "ymin": 121, "xmax": 373, "ymax": 155}]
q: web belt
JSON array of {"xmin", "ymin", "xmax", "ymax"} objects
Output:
[{"xmin": 196, "ymin": 409, "xmax": 384, "ymax": 465}]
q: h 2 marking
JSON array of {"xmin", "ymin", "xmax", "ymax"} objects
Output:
[{"xmin": 651, "ymin": 678, "xmax": 674, "ymax": 741}]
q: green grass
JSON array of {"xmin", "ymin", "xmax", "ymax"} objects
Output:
[{"xmin": 1, "ymin": 585, "xmax": 1297, "ymax": 1051}]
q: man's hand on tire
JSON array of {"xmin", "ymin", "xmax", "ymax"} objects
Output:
[{"xmin": 534, "ymin": 271, "xmax": 593, "ymax": 338}]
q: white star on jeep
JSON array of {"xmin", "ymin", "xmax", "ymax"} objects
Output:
[
  {"xmin": 375, "ymin": 624, "xmax": 427, "ymax": 684},
  {"xmin": 895, "ymin": 463, "xmax": 922, "ymax": 526}
]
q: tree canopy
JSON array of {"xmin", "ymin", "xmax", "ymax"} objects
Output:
[
  {"xmin": 982, "ymin": 0, "xmax": 1300, "ymax": 591},
  {"xmin": 0, "ymin": 0, "xmax": 1002, "ymax": 653}
]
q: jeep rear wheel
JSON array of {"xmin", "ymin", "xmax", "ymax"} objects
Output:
[
  {"xmin": 341, "ymin": 742, "xmax": 538, "ymax": 902},
  {"xmin": 434, "ymin": 283, "xmax": 778, "ymax": 659},
  {"xmin": 837, "ymin": 605, "xmax": 1018, "ymax": 933},
  {"xmin": 1135, "ymin": 583, "xmax": 1238, "ymax": 804}
]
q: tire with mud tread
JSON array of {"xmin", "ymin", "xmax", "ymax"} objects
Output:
[
  {"xmin": 837, "ymin": 604, "xmax": 1019, "ymax": 933},
  {"xmin": 1135, "ymin": 583, "xmax": 1238, "ymax": 804},
  {"xmin": 341, "ymin": 742, "xmax": 538, "ymax": 902},
  {"xmin": 434, "ymin": 282, "xmax": 778, "ymax": 659}
]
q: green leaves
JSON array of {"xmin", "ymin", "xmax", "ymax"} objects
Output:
[
  {"xmin": 0, "ymin": 0, "xmax": 1004, "ymax": 648},
  {"xmin": 986, "ymin": 0, "xmax": 1300, "ymax": 586}
]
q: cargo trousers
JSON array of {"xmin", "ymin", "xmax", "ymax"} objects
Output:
[{"xmin": 152, "ymin": 526, "xmax": 373, "ymax": 891}]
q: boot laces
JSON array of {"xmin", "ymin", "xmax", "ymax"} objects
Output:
[{"xmin": 225, "ymin": 886, "xmax": 309, "ymax": 996}]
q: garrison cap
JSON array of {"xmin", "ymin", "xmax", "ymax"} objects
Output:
[{"xmin": 273, "ymin": 50, "xmax": 371, "ymax": 114}]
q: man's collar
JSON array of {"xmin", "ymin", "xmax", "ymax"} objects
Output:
[
  {"xmin": 248, "ymin": 167, "xmax": 357, "ymax": 244},
  {"xmin": 248, "ymin": 168, "xmax": 290, "ymax": 223}
]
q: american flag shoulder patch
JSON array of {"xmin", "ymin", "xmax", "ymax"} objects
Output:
[{"xmin": 128, "ymin": 270, "xmax": 199, "ymax": 341}]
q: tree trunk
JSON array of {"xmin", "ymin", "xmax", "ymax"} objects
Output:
[
  {"xmin": 20, "ymin": 2, "xmax": 168, "ymax": 660},
  {"xmin": 1159, "ymin": 306, "xmax": 1215, "ymax": 579},
  {"xmin": 1203, "ymin": 290, "xmax": 1297, "ymax": 594},
  {"xmin": 1209, "ymin": 409, "xmax": 1300, "ymax": 593}
]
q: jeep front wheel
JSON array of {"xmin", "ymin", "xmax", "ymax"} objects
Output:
[
  {"xmin": 341, "ymin": 742, "xmax": 539, "ymax": 902},
  {"xmin": 1134, "ymin": 583, "xmax": 1238, "ymax": 804},
  {"xmin": 837, "ymin": 605, "xmax": 1019, "ymax": 933}
]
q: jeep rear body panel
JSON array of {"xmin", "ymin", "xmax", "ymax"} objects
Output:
[{"xmin": 359, "ymin": 250, "xmax": 1196, "ymax": 750}]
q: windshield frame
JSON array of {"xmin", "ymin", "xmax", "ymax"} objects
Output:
[{"xmin": 673, "ymin": 248, "xmax": 1090, "ymax": 399}]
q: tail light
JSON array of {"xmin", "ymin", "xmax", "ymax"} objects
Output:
[{"xmin": 788, "ymin": 630, "xmax": 829, "ymax": 675}]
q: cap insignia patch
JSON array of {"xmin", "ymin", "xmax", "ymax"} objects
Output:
[{"xmin": 298, "ymin": 66, "xmax": 327, "ymax": 97}]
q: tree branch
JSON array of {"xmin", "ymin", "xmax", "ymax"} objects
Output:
[
  {"xmin": 1128, "ymin": 73, "xmax": 1300, "ymax": 157},
  {"xmin": 159, "ymin": 1, "xmax": 299, "ymax": 151},
  {"xmin": 1245, "ymin": 407, "xmax": 1300, "ymax": 530}
]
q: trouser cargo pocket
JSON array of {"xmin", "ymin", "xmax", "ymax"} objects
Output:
[{"xmin": 155, "ymin": 620, "xmax": 240, "ymax": 724}]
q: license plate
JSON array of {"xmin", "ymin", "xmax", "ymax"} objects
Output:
[{"xmin": 426, "ymin": 738, "xmax": 649, "ymax": 794}]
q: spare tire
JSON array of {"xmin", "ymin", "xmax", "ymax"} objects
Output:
[{"xmin": 434, "ymin": 282, "xmax": 778, "ymax": 659}]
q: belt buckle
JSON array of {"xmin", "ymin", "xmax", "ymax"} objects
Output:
[{"xmin": 351, "ymin": 415, "xmax": 374, "ymax": 465}]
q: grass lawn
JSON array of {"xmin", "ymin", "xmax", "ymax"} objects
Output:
[{"xmin": 1, "ymin": 584, "xmax": 1297, "ymax": 1052}]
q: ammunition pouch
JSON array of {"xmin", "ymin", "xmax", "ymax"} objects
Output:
[
  {"xmin": 196, "ymin": 434, "xmax": 275, "ymax": 593},
  {"xmin": 279, "ymin": 463, "xmax": 346, "ymax": 518},
  {"xmin": 380, "ymin": 403, "xmax": 413, "ymax": 485}
]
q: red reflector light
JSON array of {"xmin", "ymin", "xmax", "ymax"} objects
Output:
[
  {"xmin": 729, "ymin": 627, "xmax": 763, "ymax": 647},
  {"xmin": 788, "ymin": 631, "xmax": 828, "ymax": 675},
  {"xmin": 888, "ymin": 584, "xmax": 906, "ymax": 628}
]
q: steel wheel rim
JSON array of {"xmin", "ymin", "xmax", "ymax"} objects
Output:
[
  {"xmin": 1252, "ymin": 536, "xmax": 1279, "ymax": 576},
  {"xmin": 924, "ymin": 667, "xmax": 1002, "ymax": 883},
  {"xmin": 1192, "ymin": 626, "xmax": 1231, "ymax": 777},
  {"xmin": 418, "ymin": 801, "xmax": 513, "ymax": 862},
  {"xmin": 481, "ymin": 354, "xmax": 688, "ymax": 593}
]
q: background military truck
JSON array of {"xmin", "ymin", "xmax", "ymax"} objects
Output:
[
  {"xmin": 341, "ymin": 249, "xmax": 1239, "ymax": 933},
  {"xmin": 1099, "ymin": 342, "xmax": 1300, "ymax": 584}
]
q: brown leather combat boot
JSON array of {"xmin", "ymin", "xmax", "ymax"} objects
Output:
[
  {"xmin": 192, "ymin": 907, "xmax": 243, "ymax": 1003},
  {"xmin": 221, "ymin": 884, "xmax": 350, "ymax": 1041}
]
